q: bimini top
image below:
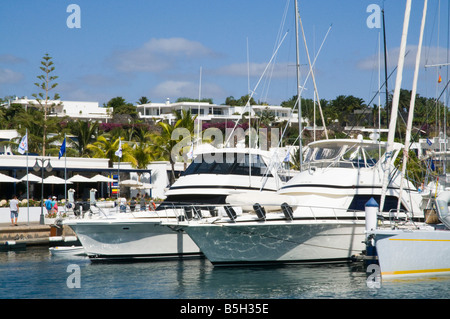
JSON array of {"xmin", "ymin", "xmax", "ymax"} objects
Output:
[{"xmin": 302, "ymin": 138, "xmax": 404, "ymax": 169}]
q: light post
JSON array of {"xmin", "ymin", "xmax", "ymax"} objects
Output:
[{"xmin": 33, "ymin": 158, "xmax": 52, "ymax": 224}]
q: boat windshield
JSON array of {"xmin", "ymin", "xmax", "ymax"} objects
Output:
[
  {"xmin": 304, "ymin": 143, "xmax": 386, "ymax": 168},
  {"xmin": 183, "ymin": 153, "xmax": 272, "ymax": 177}
]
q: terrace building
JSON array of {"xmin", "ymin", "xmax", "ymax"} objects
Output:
[
  {"xmin": 4, "ymin": 97, "xmax": 112, "ymax": 121},
  {"xmin": 136, "ymin": 99, "xmax": 299, "ymax": 125}
]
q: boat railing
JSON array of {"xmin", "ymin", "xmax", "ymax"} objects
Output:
[
  {"xmin": 386, "ymin": 208, "xmax": 416, "ymax": 228},
  {"xmin": 159, "ymin": 201, "xmax": 366, "ymax": 225},
  {"xmin": 302, "ymin": 159, "xmax": 376, "ymax": 172},
  {"xmin": 90, "ymin": 203, "xmax": 110, "ymax": 218},
  {"xmin": 154, "ymin": 202, "xmax": 220, "ymax": 222}
]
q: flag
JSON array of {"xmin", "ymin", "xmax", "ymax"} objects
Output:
[
  {"xmin": 18, "ymin": 133, "xmax": 28, "ymax": 154},
  {"xmin": 58, "ymin": 137, "xmax": 66, "ymax": 159},
  {"xmin": 187, "ymin": 144, "xmax": 194, "ymax": 159},
  {"xmin": 426, "ymin": 138, "xmax": 433, "ymax": 146},
  {"xmin": 283, "ymin": 150, "xmax": 290, "ymax": 162},
  {"xmin": 438, "ymin": 74, "xmax": 442, "ymax": 83},
  {"xmin": 115, "ymin": 138, "xmax": 122, "ymax": 158}
]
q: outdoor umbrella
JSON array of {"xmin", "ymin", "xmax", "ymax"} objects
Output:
[
  {"xmin": 67, "ymin": 174, "xmax": 92, "ymax": 183},
  {"xmin": 132, "ymin": 183, "xmax": 153, "ymax": 190},
  {"xmin": 89, "ymin": 174, "xmax": 116, "ymax": 182},
  {"xmin": 119, "ymin": 179, "xmax": 142, "ymax": 187},
  {"xmin": 0, "ymin": 173, "xmax": 20, "ymax": 183},
  {"xmin": 90, "ymin": 174, "xmax": 117, "ymax": 198},
  {"xmin": 19, "ymin": 173, "xmax": 42, "ymax": 183},
  {"xmin": 42, "ymin": 176, "xmax": 72, "ymax": 184}
]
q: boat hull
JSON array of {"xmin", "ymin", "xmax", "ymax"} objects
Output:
[
  {"xmin": 67, "ymin": 219, "xmax": 201, "ymax": 260},
  {"xmin": 182, "ymin": 219, "xmax": 366, "ymax": 265},
  {"xmin": 373, "ymin": 229, "xmax": 450, "ymax": 277},
  {"xmin": 49, "ymin": 246, "xmax": 86, "ymax": 256}
]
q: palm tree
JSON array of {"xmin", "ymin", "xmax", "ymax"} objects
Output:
[
  {"xmin": 172, "ymin": 109, "xmax": 197, "ymax": 133},
  {"xmin": 68, "ymin": 120, "xmax": 99, "ymax": 157},
  {"xmin": 151, "ymin": 110, "xmax": 197, "ymax": 184},
  {"xmin": 12, "ymin": 107, "xmax": 64, "ymax": 155},
  {"xmin": 137, "ymin": 96, "xmax": 150, "ymax": 105},
  {"xmin": 129, "ymin": 128, "xmax": 156, "ymax": 170},
  {"xmin": 87, "ymin": 135, "xmax": 135, "ymax": 167}
]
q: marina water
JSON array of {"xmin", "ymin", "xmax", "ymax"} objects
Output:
[{"xmin": 1, "ymin": 246, "xmax": 449, "ymax": 299}]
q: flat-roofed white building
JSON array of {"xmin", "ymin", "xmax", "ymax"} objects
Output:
[
  {"xmin": 136, "ymin": 99, "xmax": 299, "ymax": 125},
  {"xmin": 5, "ymin": 97, "xmax": 112, "ymax": 121}
]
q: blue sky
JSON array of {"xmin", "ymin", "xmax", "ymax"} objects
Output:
[{"xmin": 0, "ymin": 0, "xmax": 447, "ymax": 107}]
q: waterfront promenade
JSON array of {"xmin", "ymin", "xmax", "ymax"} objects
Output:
[{"xmin": 0, "ymin": 221, "xmax": 77, "ymax": 250}]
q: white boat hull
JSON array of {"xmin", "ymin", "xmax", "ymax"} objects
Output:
[
  {"xmin": 49, "ymin": 246, "xmax": 86, "ymax": 256},
  {"xmin": 181, "ymin": 218, "xmax": 366, "ymax": 265},
  {"xmin": 67, "ymin": 219, "xmax": 201, "ymax": 260},
  {"xmin": 372, "ymin": 229, "xmax": 450, "ymax": 277}
]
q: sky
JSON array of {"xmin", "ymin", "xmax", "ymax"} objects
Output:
[{"xmin": 0, "ymin": 0, "xmax": 448, "ymax": 107}]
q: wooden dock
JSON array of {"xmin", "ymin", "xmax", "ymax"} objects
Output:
[{"xmin": 0, "ymin": 222, "xmax": 78, "ymax": 251}]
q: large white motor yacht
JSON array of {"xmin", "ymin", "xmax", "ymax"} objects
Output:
[
  {"xmin": 64, "ymin": 147, "xmax": 286, "ymax": 260},
  {"xmin": 166, "ymin": 138, "xmax": 425, "ymax": 266}
]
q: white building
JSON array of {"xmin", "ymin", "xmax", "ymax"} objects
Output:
[
  {"xmin": 136, "ymin": 99, "xmax": 299, "ymax": 125},
  {"xmin": 5, "ymin": 97, "xmax": 112, "ymax": 121}
]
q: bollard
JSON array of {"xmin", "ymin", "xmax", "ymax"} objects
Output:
[{"xmin": 365, "ymin": 197, "xmax": 379, "ymax": 232}]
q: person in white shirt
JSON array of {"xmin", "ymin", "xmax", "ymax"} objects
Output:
[{"xmin": 10, "ymin": 195, "xmax": 19, "ymax": 226}]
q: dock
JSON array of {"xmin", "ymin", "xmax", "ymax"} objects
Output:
[{"xmin": 0, "ymin": 221, "xmax": 78, "ymax": 251}]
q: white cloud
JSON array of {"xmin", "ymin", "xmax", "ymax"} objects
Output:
[
  {"xmin": 357, "ymin": 45, "xmax": 448, "ymax": 70},
  {"xmin": 215, "ymin": 62, "xmax": 296, "ymax": 78},
  {"xmin": 0, "ymin": 54, "xmax": 26, "ymax": 64},
  {"xmin": 150, "ymin": 80, "xmax": 224, "ymax": 100},
  {"xmin": 0, "ymin": 68, "xmax": 23, "ymax": 84},
  {"xmin": 111, "ymin": 37, "xmax": 215, "ymax": 73}
]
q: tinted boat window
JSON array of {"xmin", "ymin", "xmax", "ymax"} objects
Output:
[
  {"xmin": 348, "ymin": 195, "xmax": 406, "ymax": 212},
  {"xmin": 183, "ymin": 153, "xmax": 271, "ymax": 177}
]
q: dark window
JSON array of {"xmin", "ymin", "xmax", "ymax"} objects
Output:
[
  {"xmin": 183, "ymin": 153, "xmax": 271, "ymax": 177},
  {"xmin": 348, "ymin": 195, "xmax": 406, "ymax": 212}
]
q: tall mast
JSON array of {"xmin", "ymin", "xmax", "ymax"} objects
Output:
[
  {"xmin": 382, "ymin": 9, "xmax": 389, "ymax": 126},
  {"xmin": 294, "ymin": 0, "xmax": 303, "ymax": 170},
  {"xmin": 397, "ymin": 0, "xmax": 428, "ymax": 211},
  {"xmin": 380, "ymin": 0, "xmax": 411, "ymax": 212}
]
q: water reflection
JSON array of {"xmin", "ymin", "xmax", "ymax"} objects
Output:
[{"xmin": 1, "ymin": 247, "xmax": 449, "ymax": 299}]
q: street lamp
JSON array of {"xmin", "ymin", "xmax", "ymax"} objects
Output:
[{"xmin": 33, "ymin": 158, "xmax": 53, "ymax": 224}]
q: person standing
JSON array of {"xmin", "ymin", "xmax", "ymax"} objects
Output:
[
  {"xmin": 139, "ymin": 194, "xmax": 146, "ymax": 211},
  {"xmin": 51, "ymin": 196, "xmax": 58, "ymax": 214},
  {"xmin": 45, "ymin": 196, "xmax": 53, "ymax": 214},
  {"xmin": 9, "ymin": 195, "xmax": 19, "ymax": 226},
  {"xmin": 129, "ymin": 197, "xmax": 136, "ymax": 212}
]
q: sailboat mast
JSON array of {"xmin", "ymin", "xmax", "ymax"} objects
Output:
[
  {"xmin": 294, "ymin": 0, "xmax": 303, "ymax": 170},
  {"xmin": 382, "ymin": 9, "xmax": 389, "ymax": 126},
  {"xmin": 380, "ymin": 0, "xmax": 411, "ymax": 212},
  {"xmin": 397, "ymin": 0, "xmax": 428, "ymax": 211}
]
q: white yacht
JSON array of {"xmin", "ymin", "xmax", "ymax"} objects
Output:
[
  {"xmin": 64, "ymin": 147, "xmax": 286, "ymax": 261},
  {"xmin": 157, "ymin": 147, "xmax": 285, "ymax": 214},
  {"xmin": 166, "ymin": 138, "xmax": 425, "ymax": 266}
]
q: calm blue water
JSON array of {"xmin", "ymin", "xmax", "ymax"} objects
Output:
[{"xmin": 1, "ymin": 246, "xmax": 449, "ymax": 300}]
